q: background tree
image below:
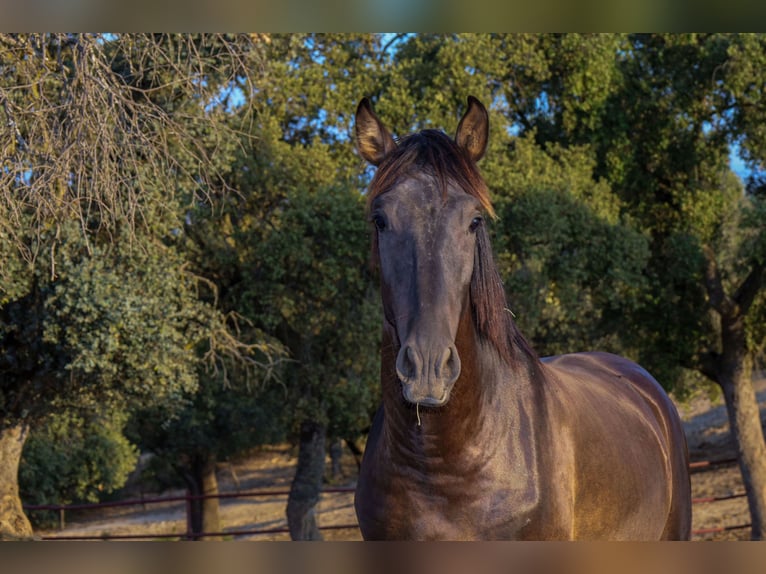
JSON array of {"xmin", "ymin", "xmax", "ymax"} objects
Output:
[
  {"xmin": 187, "ymin": 33, "xmax": 385, "ymax": 540},
  {"xmin": 127, "ymin": 367, "xmax": 285, "ymax": 540},
  {"xmin": 244, "ymin": 184, "xmax": 380, "ymax": 540},
  {"xmin": 0, "ymin": 33, "xmax": 275, "ymax": 539},
  {"xmin": 19, "ymin": 408, "xmax": 138, "ymax": 528}
]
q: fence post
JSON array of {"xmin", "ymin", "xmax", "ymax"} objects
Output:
[{"xmin": 185, "ymin": 490, "xmax": 193, "ymax": 541}]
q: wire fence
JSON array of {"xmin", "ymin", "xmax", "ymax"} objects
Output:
[
  {"xmin": 24, "ymin": 486, "xmax": 358, "ymax": 541},
  {"xmin": 23, "ymin": 457, "xmax": 750, "ymax": 540}
]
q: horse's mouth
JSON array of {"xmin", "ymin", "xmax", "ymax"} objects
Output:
[
  {"xmin": 402, "ymin": 387, "xmax": 450, "ymax": 408},
  {"xmin": 417, "ymin": 396, "xmax": 448, "ymax": 407}
]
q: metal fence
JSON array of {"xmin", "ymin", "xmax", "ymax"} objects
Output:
[
  {"xmin": 24, "ymin": 486, "xmax": 358, "ymax": 541},
  {"xmin": 23, "ymin": 457, "xmax": 750, "ymax": 540}
]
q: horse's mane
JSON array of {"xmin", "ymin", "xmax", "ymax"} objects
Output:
[{"xmin": 366, "ymin": 130, "xmax": 535, "ymax": 367}]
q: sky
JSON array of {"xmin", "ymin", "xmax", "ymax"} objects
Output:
[{"xmin": 729, "ymin": 143, "xmax": 755, "ymax": 184}]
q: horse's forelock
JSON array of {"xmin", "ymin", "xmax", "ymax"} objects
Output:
[{"xmin": 365, "ymin": 130, "xmax": 495, "ymax": 218}]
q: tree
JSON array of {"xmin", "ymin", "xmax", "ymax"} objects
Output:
[
  {"xmin": 19, "ymin": 409, "xmax": 139, "ymax": 528},
  {"xmin": 0, "ymin": 34, "xmax": 274, "ymax": 539},
  {"xmin": 127, "ymin": 367, "xmax": 285, "ymax": 540},
  {"xmin": 0, "ymin": 227, "xmax": 207, "ymax": 538},
  {"xmin": 242, "ymin": 183, "xmax": 381, "ymax": 540},
  {"xmin": 205, "ymin": 34, "xmax": 385, "ymax": 540}
]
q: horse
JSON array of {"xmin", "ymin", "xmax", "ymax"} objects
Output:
[{"xmin": 352, "ymin": 96, "xmax": 692, "ymax": 540}]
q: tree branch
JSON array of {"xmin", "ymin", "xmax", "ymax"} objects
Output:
[
  {"xmin": 734, "ymin": 262, "xmax": 765, "ymax": 315},
  {"xmin": 702, "ymin": 244, "xmax": 732, "ymax": 315},
  {"xmin": 380, "ymin": 33, "xmax": 406, "ymax": 59},
  {"xmin": 696, "ymin": 350, "xmax": 721, "ymax": 384}
]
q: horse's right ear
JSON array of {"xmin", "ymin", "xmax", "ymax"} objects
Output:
[{"xmin": 355, "ymin": 98, "xmax": 396, "ymax": 166}]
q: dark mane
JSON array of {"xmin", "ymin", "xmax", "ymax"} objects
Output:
[
  {"xmin": 471, "ymin": 224, "xmax": 537, "ymax": 366},
  {"xmin": 366, "ymin": 129, "xmax": 534, "ymax": 366}
]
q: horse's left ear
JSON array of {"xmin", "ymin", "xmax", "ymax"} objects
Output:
[{"xmin": 455, "ymin": 96, "xmax": 489, "ymax": 163}]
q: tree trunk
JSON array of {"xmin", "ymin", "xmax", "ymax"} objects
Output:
[
  {"xmin": 702, "ymin": 250, "xmax": 766, "ymax": 539},
  {"xmin": 0, "ymin": 424, "xmax": 34, "ymax": 540},
  {"xmin": 286, "ymin": 420, "xmax": 326, "ymax": 540},
  {"xmin": 329, "ymin": 438, "xmax": 343, "ymax": 480},
  {"xmin": 182, "ymin": 455, "xmax": 222, "ymax": 541},
  {"xmin": 719, "ymin": 353, "xmax": 766, "ymax": 540}
]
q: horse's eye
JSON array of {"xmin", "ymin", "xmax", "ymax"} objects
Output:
[
  {"xmin": 372, "ymin": 214, "xmax": 387, "ymax": 232},
  {"xmin": 469, "ymin": 216, "xmax": 483, "ymax": 233}
]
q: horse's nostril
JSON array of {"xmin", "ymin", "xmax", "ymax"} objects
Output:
[
  {"xmin": 407, "ymin": 347, "xmax": 418, "ymax": 370},
  {"xmin": 442, "ymin": 345, "xmax": 461, "ymax": 384},
  {"xmin": 396, "ymin": 345, "xmax": 421, "ymax": 383}
]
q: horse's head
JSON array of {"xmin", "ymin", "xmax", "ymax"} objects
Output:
[{"xmin": 355, "ymin": 96, "xmax": 493, "ymax": 407}]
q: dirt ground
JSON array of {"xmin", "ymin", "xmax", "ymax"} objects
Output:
[
  {"xmin": 678, "ymin": 376, "xmax": 766, "ymax": 541},
  {"xmin": 36, "ymin": 377, "xmax": 766, "ymax": 542}
]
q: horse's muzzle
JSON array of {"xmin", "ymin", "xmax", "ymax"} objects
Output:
[{"xmin": 395, "ymin": 342, "xmax": 461, "ymax": 406}]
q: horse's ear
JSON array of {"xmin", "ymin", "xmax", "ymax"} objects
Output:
[
  {"xmin": 455, "ymin": 96, "xmax": 489, "ymax": 163},
  {"xmin": 355, "ymin": 98, "xmax": 396, "ymax": 166}
]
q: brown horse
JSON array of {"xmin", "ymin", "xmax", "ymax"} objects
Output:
[{"xmin": 353, "ymin": 96, "xmax": 691, "ymax": 540}]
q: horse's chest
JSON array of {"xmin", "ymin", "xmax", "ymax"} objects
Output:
[{"xmin": 356, "ymin": 463, "xmax": 539, "ymax": 540}]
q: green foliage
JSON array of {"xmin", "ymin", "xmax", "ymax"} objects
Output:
[
  {"xmin": 43, "ymin": 233, "xmax": 203, "ymax": 407},
  {"xmin": 184, "ymin": 34, "xmax": 384, "ymax": 443},
  {"xmin": 490, "ymin": 136, "xmax": 649, "ymax": 356},
  {"xmin": 594, "ymin": 34, "xmax": 766, "ymax": 389},
  {"xmin": 0, "ymin": 36, "xmax": 282, "ymax": 524},
  {"xmin": 19, "ymin": 409, "xmax": 138, "ymax": 526},
  {"xmin": 128, "ymin": 34, "xmax": 386, "ymax": 480},
  {"xmin": 242, "ymin": 183, "xmax": 381, "ymax": 436},
  {"xmin": 0, "ymin": 223, "xmax": 217, "ymax": 424}
]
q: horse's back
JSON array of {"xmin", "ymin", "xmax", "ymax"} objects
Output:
[
  {"xmin": 542, "ymin": 352, "xmax": 681, "ymax": 432},
  {"xmin": 541, "ymin": 351, "xmax": 691, "ymax": 540}
]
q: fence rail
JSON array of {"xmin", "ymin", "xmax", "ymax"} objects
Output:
[
  {"xmin": 689, "ymin": 457, "xmax": 738, "ymax": 471},
  {"xmin": 24, "ymin": 486, "xmax": 356, "ymax": 513},
  {"xmin": 24, "ymin": 457, "xmax": 750, "ymax": 540},
  {"xmin": 24, "ymin": 485, "xmax": 358, "ymax": 541},
  {"xmin": 32, "ymin": 523, "xmax": 359, "ymax": 541}
]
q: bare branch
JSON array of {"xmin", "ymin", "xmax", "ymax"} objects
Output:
[{"xmin": 0, "ymin": 33, "xmax": 266, "ymax": 264}]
